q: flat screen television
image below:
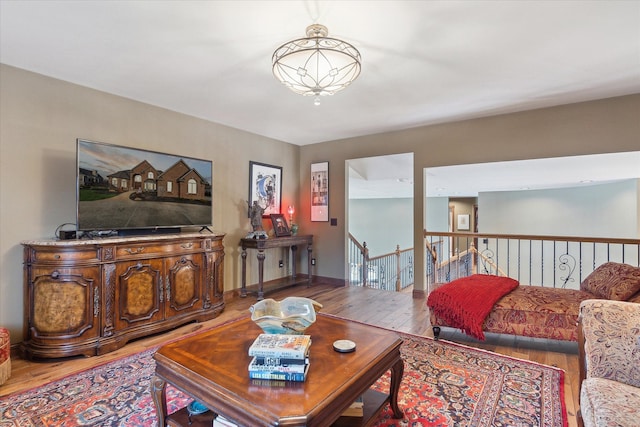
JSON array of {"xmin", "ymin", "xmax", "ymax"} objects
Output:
[{"xmin": 76, "ymin": 139, "xmax": 213, "ymax": 234}]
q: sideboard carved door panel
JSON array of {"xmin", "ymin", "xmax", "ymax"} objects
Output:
[
  {"xmin": 114, "ymin": 259, "xmax": 164, "ymax": 330},
  {"xmin": 211, "ymin": 251, "xmax": 225, "ymax": 300},
  {"xmin": 29, "ymin": 267, "xmax": 99, "ymax": 338},
  {"xmin": 25, "ymin": 266, "xmax": 100, "ymax": 358},
  {"xmin": 165, "ymin": 255, "xmax": 201, "ymax": 317}
]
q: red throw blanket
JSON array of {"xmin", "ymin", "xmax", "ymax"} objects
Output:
[{"xmin": 427, "ymin": 274, "xmax": 519, "ymax": 340}]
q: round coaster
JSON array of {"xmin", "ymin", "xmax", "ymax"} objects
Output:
[{"xmin": 333, "ymin": 339, "xmax": 356, "ymax": 353}]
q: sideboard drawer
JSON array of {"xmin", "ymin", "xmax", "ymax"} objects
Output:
[
  {"xmin": 29, "ymin": 246, "xmax": 100, "ymax": 264},
  {"xmin": 114, "ymin": 239, "xmax": 202, "ymax": 259}
]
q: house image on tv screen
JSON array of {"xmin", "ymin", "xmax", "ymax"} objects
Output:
[
  {"xmin": 106, "ymin": 159, "xmax": 209, "ymax": 201},
  {"xmin": 77, "ymin": 139, "xmax": 213, "ymax": 231}
]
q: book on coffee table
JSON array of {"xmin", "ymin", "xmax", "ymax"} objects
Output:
[
  {"xmin": 248, "ymin": 356, "xmax": 308, "ymax": 373},
  {"xmin": 253, "ymin": 355, "xmax": 310, "ymax": 365},
  {"xmin": 341, "ymin": 395, "xmax": 364, "ymax": 417},
  {"xmin": 213, "ymin": 415, "xmax": 238, "ymax": 427},
  {"xmin": 248, "ymin": 334, "xmax": 311, "ymax": 359},
  {"xmin": 248, "ymin": 362, "xmax": 310, "ymax": 382}
]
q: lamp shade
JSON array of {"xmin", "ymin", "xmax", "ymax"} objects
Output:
[{"xmin": 272, "ymin": 24, "xmax": 361, "ymax": 104}]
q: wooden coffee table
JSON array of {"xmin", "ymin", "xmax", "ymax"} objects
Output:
[{"xmin": 151, "ymin": 314, "xmax": 404, "ymax": 427}]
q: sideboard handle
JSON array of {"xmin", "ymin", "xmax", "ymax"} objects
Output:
[
  {"xmin": 181, "ymin": 243, "xmax": 193, "ymax": 249},
  {"xmin": 126, "ymin": 247, "xmax": 145, "ymax": 254},
  {"xmin": 51, "ymin": 271, "xmax": 60, "ymax": 279}
]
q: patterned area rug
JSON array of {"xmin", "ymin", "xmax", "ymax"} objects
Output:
[
  {"xmin": 0, "ymin": 333, "xmax": 567, "ymax": 427},
  {"xmin": 371, "ymin": 334, "xmax": 566, "ymax": 427}
]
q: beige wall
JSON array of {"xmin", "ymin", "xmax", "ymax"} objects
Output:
[
  {"xmin": 2, "ymin": 62, "xmax": 639, "ymax": 343},
  {"xmin": 298, "ymin": 94, "xmax": 640, "ymax": 294},
  {"xmin": 0, "ymin": 64, "xmax": 300, "ymax": 341}
]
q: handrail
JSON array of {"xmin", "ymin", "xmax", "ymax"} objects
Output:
[
  {"xmin": 348, "ymin": 235, "xmax": 414, "ymax": 291},
  {"xmin": 424, "ymin": 230, "xmax": 640, "ymax": 246},
  {"xmin": 423, "ymin": 230, "xmax": 640, "ymax": 289},
  {"xmin": 348, "ymin": 232, "xmax": 367, "ymax": 253},
  {"xmin": 348, "ymin": 233, "xmax": 370, "ymax": 287},
  {"xmin": 368, "ymin": 245, "xmax": 414, "ymax": 291}
]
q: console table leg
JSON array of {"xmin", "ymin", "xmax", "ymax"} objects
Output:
[
  {"xmin": 307, "ymin": 245, "xmax": 313, "ymax": 287},
  {"xmin": 241, "ymin": 248, "xmax": 247, "ymax": 298},
  {"xmin": 291, "ymin": 245, "xmax": 298, "ymax": 279},
  {"xmin": 389, "ymin": 358, "xmax": 404, "ymax": 419},
  {"xmin": 257, "ymin": 250, "xmax": 265, "ymax": 300},
  {"xmin": 151, "ymin": 375, "xmax": 168, "ymax": 427}
]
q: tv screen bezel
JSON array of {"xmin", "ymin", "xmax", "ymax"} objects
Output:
[{"xmin": 76, "ymin": 138, "xmax": 213, "ymax": 233}]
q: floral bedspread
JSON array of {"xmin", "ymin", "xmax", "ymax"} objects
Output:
[{"xmin": 430, "ymin": 285, "xmax": 599, "ymax": 341}]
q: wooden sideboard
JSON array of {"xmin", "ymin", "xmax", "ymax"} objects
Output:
[{"xmin": 22, "ymin": 232, "xmax": 225, "ymax": 359}]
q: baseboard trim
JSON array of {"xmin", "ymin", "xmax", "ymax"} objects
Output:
[
  {"xmin": 413, "ymin": 289, "xmax": 427, "ymax": 299},
  {"xmin": 224, "ymin": 275, "xmax": 344, "ymax": 301}
]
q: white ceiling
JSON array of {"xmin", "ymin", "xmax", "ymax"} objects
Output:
[
  {"xmin": 1, "ymin": 0, "xmax": 639, "ymax": 146},
  {"xmin": 1, "ymin": 1, "xmax": 639, "ymax": 198},
  {"xmin": 348, "ymin": 152, "xmax": 640, "ymax": 199}
]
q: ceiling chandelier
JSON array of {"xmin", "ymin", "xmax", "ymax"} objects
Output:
[{"xmin": 272, "ymin": 24, "xmax": 361, "ymax": 105}]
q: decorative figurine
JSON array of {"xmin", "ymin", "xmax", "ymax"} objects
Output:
[{"xmin": 247, "ymin": 200, "xmax": 268, "ymax": 239}]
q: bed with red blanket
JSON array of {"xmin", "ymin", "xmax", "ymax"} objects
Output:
[{"xmin": 427, "ymin": 262, "xmax": 640, "ymax": 341}]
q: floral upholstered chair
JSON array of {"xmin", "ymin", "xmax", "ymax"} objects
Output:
[
  {"xmin": 0, "ymin": 327, "xmax": 10, "ymax": 385},
  {"xmin": 577, "ymin": 299, "xmax": 640, "ymax": 427}
]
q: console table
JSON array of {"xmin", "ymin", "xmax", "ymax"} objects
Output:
[{"xmin": 240, "ymin": 234, "xmax": 313, "ymax": 300}]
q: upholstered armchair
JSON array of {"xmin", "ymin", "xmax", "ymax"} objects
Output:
[
  {"xmin": 0, "ymin": 328, "xmax": 10, "ymax": 385},
  {"xmin": 577, "ymin": 299, "xmax": 640, "ymax": 427}
]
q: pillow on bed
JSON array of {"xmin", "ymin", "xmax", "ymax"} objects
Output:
[{"xmin": 580, "ymin": 262, "xmax": 640, "ymax": 301}]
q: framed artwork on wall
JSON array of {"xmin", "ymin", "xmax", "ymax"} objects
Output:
[
  {"xmin": 270, "ymin": 214, "xmax": 291, "ymax": 237},
  {"xmin": 311, "ymin": 161, "xmax": 329, "ymax": 222},
  {"xmin": 249, "ymin": 161, "xmax": 282, "ymax": 217},
  {"xmin": 457, "ymin": 214, "xmax": 470, "ymax": 231}
]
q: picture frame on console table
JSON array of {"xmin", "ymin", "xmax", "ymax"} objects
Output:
[
  {"xmin": 249, "ymin": 161, "xmax": 282, "ymax": 217},
  {"xmin": 311, "ymin": 161, "xmax": 329, "ymax": 222},
  {"xmin": 270, "ymin": 214, "xmax": 291, "ymax": 237}
]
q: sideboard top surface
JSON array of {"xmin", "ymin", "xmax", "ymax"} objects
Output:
[{"xmin": 21, "ymin": 231, "xmax": 226, "ymax": 247}]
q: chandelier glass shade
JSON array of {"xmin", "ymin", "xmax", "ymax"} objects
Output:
[{"xmin": 272, "ymin": 24, "xmax": 361, "ymax": 104}]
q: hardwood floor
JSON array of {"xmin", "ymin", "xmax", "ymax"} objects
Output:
[{"xmin": 2, "ymin": 282, "xmax": 579, "ymax": 427}]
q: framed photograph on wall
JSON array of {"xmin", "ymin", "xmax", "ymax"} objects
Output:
[
  {"xmin": 270, "ymin": 214, "xmax": 291, "ymax": 237},
  {"xmin": 249, "ymin": 161, "xmax": 282, "ymax": 217},
  {"xmin": 311, "ymin": 161, "xmax": 329, "ymax": 222},
  {"xmin": 457, "ymin": 214, "xmax": 470, "ymax": 231}
]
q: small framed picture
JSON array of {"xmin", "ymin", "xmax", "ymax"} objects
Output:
[
  {"xmin": 249, "ymin": 161, "xmax": 282, "ymax": 217},
  {"xmin": 311, "ymin": 161, "xmax": 329, "ymax": 222},
  {"xmin": 270, "ymin": 214, "xmax": 291, "ymax": 237},
  {"xmin": 457, "ymin": 214, "xmax": 470, "ymax": 231}
]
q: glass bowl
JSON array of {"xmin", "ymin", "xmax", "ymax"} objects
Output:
[{"xmin": 249, "ymin": 297, "xmax": 323, "ymax": 334}]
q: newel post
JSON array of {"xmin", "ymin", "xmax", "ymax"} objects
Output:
[
  {"xmin": 469, "ymin": 240, "xmax": 477, "ymax": 274},
  {"xmin": 395, "ymin": 245, "xmax": 401, "ymax": 291},
  {"xmin": 362, "ymin": 242, "xmax": 368, "ymax": 287}
]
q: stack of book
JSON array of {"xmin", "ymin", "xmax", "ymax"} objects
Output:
[
  {"xmin": 341, "ymin": 395, "xmax": 364, "ymax": 417},
  {"xmin": 247, "ymin": 334, "xmax": 311, "ymax": 382},
  {"xmin": 213, "ymin": 414, "xmax": 237, "ymax": 427}
]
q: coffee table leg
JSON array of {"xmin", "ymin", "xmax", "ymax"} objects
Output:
[
  {"xmin": 151, "ymin": 374, "xmax": 168, "ymax": 427},
  {"xmin": 389, "ymin": 358, "xmax": 404, "ymax": 419}
]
